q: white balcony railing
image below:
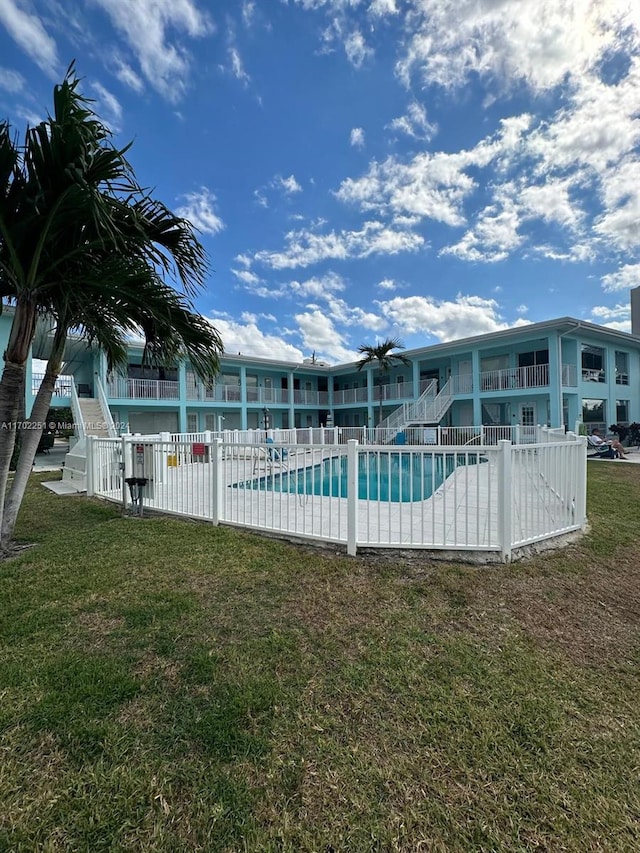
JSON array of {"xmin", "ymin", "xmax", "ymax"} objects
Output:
[
  {"xmin": 108, "ymin": 377, "xmax": 180, "ymax": 400},
  {"xmin": 332, "ymin": 387, "xmax": 370, "ymax": 406},
  {"xmin": 32, "ymin": 372, "xmax": 73, "ymax": 397},
  {"xmin": 480, "ymin": 363, "xmax": 550, "ymax": 391}
]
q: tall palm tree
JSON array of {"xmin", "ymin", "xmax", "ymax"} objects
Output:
[
  {"xmin": 0, "ymin": 68, "xmax": 222, "ymax": 550},
  {"xmin": 356, "ymin": 337, "xmax": 410, "ymax": 427}
]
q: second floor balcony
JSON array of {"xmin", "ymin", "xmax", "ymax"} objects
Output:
[{"xmin": 108, "ymin": 377, "xmax": 180, "ymax": 400}]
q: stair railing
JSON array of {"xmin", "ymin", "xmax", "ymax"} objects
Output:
[
  {"xmin": 95, "ymin": 375, "xmax": 118, "ymax": 437},
  {"xmin": 70, "ymin": 381, "xmax": 86, "ymax": 441}
]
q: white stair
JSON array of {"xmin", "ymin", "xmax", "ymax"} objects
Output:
[
  {"xmin": 377, "ymin": 376, "xmax": 463, "ymax": 441},
  {"xmin": 62, "ymin": 396, "xmax": 111, "ymax": 491}
]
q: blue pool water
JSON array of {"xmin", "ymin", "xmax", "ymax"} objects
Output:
[{"xmin": 235, "ymin": 451, "xmax": 473, "ymax": 503}]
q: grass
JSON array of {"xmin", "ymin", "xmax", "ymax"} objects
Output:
[{"xmin": 0, "ymin": 464, "xmax": 639, "ymax": 851}]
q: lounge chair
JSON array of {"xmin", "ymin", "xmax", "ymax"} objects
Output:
[{"xmin": 586, "ymin": 435, "xmax": 617, "ymax": 458}]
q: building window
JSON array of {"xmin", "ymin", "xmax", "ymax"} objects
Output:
[
  {"xmin": 204, "ymin": 414, "xmax": 216, "ymax": 431},
  {"xmin": 616, "ymin": 400, "xmax": 629, "ymax": 423},
  {"xmin": 582, "ymin": 398, "xmax": 606, "ymax": 424},
  {"xmin": 581, "ymin": 345, "xmax": 605, "ymax": 382},
  {"xmin": 615, "ymin": 351, "xmax": 629, "ymax": 385},
  {"xmin": 187, "ymin": 413, "xmax": 198, "ymax": 432}
]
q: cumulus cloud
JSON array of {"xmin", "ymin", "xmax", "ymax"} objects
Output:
[
  {"xmin": 344, "ymin": 30, "xmax": 372, "ymax": 67},
  {"xmin": 388, "ymin": 100, "xmax": 436, "ymax": 141},
  {"xmin": 601, "ymin": 263, "xmax": 640, "ymax": 292},
  {"xmin": 274, "ymin": 174, "xmax": 302, "ymax": 195},
  {"xmin": 377, "ymin": 293, "xmax": 530, "ymax": 341},
  {"xmin": 176, "ymin": 187, "xmax": 224, "ymax": 235},
  {"xmin": 350, "ymin": 127, "xmax": 365, "ymax": 148},
  {"xmin": 295, "ymin": 310, "xmax": 359, "ymax": 363},
  {"xmin": 212, "ymin": 316, "xmax": 305, "ymax": 360},
  {"xmin": 590, "ymin": 303, "xmax": 631, "ymax": 332},
  {"xmin": 252, "ymin": 221, "xmax": 424, "ymax": 269},
  {"xmin": 395, "ymin": 0, "xmax": 632, "ymax": 93}
]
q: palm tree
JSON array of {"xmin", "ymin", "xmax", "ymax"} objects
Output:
[
  {"xmin": 0, "ymin": 68, "xmax": 222, "ymax": 550},
  {"xmin": 356, "ymin": 337, "xmax": 410, "ymax": 427}
]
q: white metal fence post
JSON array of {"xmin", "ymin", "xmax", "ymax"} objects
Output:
[
  {"xmin": 86, "ymin": 435, "xmax": 95, "ymax": 497},
  {"xmin": 498, "ymin": 439, "xmax": 512, "ymax": 562},
  {"xmin": 211, "ymin": 438, "xmax": 223, "ymax": 525},
  {"xmin": 576, "ymin": 436, "xmax": 588, "ymax": 530},
  {"xmin": 347, "ymin": 439, "xmax": 358, "ymax": 556},
  {"xmin": 121, "ymin": 434, "xmax": 130, "ymax": 510}
]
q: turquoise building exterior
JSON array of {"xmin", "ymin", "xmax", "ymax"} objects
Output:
[{"xmin": 12, "ymin": 310, "xmax": 640, "ymax": 438}]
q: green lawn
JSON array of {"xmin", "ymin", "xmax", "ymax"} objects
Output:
[{"xmin": 1, "ymin": 465, "xmax": 639, "ymax": 852}]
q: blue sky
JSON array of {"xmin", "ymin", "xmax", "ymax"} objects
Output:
[{"xmin": 1, "ymin": 0, "xmax": 639, "ymax": 364}]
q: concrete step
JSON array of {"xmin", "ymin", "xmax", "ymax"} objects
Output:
[{"xmin": 42, "ymin": 480, "xmax": 85, "ymax": 495}]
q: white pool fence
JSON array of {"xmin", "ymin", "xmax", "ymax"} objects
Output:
[{"xmin": 86, "ymin": 427, "xmax": 587, "ymax": 562}]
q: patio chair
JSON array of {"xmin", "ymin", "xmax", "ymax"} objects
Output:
[{"xmin": 586, "ymin": 435, "xmax": 617, "ymax": 458}]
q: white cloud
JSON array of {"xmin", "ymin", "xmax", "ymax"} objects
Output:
[
  {"xmin": 228, "ymin": 45, "xmax": 250, "ymax": 86},
  {"xmin": 176, "ymin": 187, "xmax": 224, "ymax": 235},
  {"xmin": 344, "ymin": 30, "xmax": 372, "ymax": 67},
  {"xmin": 388, "ymin": 100, "xmax": 436, "ymax": 141},
  {"xmin": 241, "ymin": 0, "xmax": 256, "ymax": 27},
  {"xmin": 231, "ymin": 268, "xmax": 264, "ymax": 287},
  {"xmin": 0, "ymin": 0, "xmax": 58, "ymax": 74},
  {"xmin": 295, "ymin": 310, "xmax": 359, "ymax": 363},
  {"xmin": 377, "ymin": 293, "xmax": 530, "ymax": 341},
  {"xmin": 90, "ymin": 82, "xmax": 123, "ymax": 132},
  {"xmin": 368, "ymin": 0, "xmax": 397, "ymax": 16},
  {"xmin": 252, "ymin": 221, "xmax": 424, "ymax": 269},
  {"xmin": 441, "ymin": 194, "xmax": 522, "ymax": 262},
  {"xmin": 350, "ymin": 127, "xmax": 365, "ymax": 148},
  {"xmin": 601, "ymin": 264, "xmax": 640, "ymax": 292},
  {"xmin": 0, "ymin": 65, "xmax": 25, "ymax": 93},
  {"xmin": 336, "ymin": 116, "xmax": 532, "ymax": 227},
  {"xmin": 395, "ymin": 0, "xmax": 633, "ymax": 93},
  {"xmin": 275, "ymin": 174, "xmax": 302, "ymax": 195},
  {"xmin": 377, "ymin": 278, "xmax": 398, "ymax": 291},
  {"xmin": 92, "ymin": 0, "xmax": 213, "ymax": 101},
  {"xmin": 112, "ymin": 57, "xmax": 145, "ymax": 93},
  {"xmin": 590, "ymin": 303, "xmax": 631, "ymax": 332},
  {"xmin": 213, "ymin": 316, "xmax": 305, "ymax": 360}
]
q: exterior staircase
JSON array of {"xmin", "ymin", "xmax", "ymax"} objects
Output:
[
  {"xmin": 62, "ymin": 390, "xmax": 112, "ymax": 491},
  {"xmin": 377, "ymin": 375, "xmax": 469, "ymax": 440}
]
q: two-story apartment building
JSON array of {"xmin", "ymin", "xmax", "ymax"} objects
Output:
[{"xmin": 7, "ymin": 290, "xmax": 640, "ymax": 439}]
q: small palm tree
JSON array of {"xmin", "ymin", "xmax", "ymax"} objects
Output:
[{"xmin": 356, "ymin": 337, "xmax": 410, "ymax": 427}]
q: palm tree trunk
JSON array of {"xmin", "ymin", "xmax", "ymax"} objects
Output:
[
  {"xmin": 0, "ymin": 300, "xmax": 39, "ymax": 544},
  {"xmin": 1, "ymin": 327, "xmax": 65, "ymax": 550}
]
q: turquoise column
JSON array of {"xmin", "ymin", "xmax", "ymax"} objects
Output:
[
  {"xmin": 412, "ymin": 358, "xmax": 420, "ymax": 398},
  {"xmin": 288, "ymin": 370, "xmax": 295, "ymax": 428},
  {"xmin": 471, "ymin": 349, "xmax": 482, "ymax": 424},
  {"xmin": 240, "ymin": 365, "xmax": 247, "ymax": 430},
  {"xmin": 548, "ymin": 332, "xmax": 561, "ymax": 427}
]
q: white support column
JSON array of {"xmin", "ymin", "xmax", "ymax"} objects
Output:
[
  {"xmin": 211, "ymin": 438, "xmax": 223, "ymax": 525},
  {"xmin": 497, "ymin": 439, "xmax": 512, "ymax": 563},
  {"xmin": 347, "ymin": 439, "xmax": 358, "ymax": 556}
]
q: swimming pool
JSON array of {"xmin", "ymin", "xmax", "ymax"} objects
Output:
[{"xmin": 236, "ymin": 451, "xmax": 474, "ymax": 502}]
